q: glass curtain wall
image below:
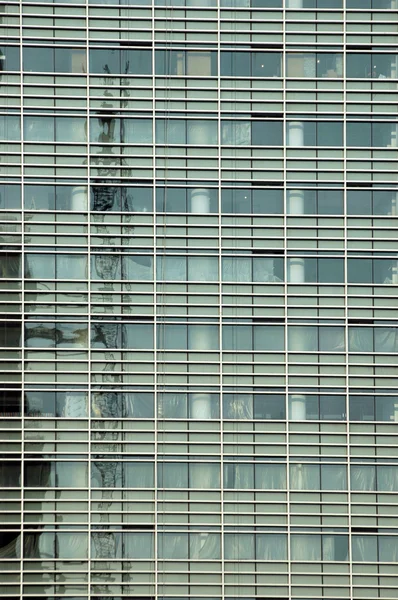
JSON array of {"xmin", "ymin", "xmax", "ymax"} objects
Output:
[{"xmin": 1, "ymin": 0, "xmax": 398, "ymax": 599}]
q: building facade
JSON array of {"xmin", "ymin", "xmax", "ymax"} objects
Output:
[{"xmin": 1, "ymin": 0, "xmax": 398, "ymax": 598}]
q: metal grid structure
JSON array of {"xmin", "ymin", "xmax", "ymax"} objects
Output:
[{"xmin": 1, "ymin": 0, "xmax": 398, "ymax": 598}]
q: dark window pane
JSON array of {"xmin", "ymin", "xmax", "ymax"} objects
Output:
[
  {"xmin": 0, "ymin": 115, "xmax": 20, "ymax": 141},
  {"xmin": 0, "ymin": 391, "xmax": 21, "ymax": 417},
  {"xmin": 254, "ymin": 394, "xmax": 285, "ymax": 419},
  {"xmin": 347, "ymin": 258, "xmax": 372, "ymax": 283},
  {"xmin": 347, "ymin": 190, "xmax": 372, "ymax": 215},
  {"xmin": 373, "ymin": 191, "xmax": 395, "ymax": 215},
  {"xmin": 349, "ymin": 396, "xmax": 375, "ymax": 421},
  {"xmin": 318, "ymin": 122, "xmax": 343, "ymax": 146},
  {"xmin": 0, "ymin": 532, "xmax": 20, "ymax": 558},
  {"xmin": 252, "ymin": 189, "xmax": 283, "ymax": 214},
  {"xmin": 222, "ymin": 189, "xmax": 251, "ymax": 213},
  {"xmin": 23, "ymin": 46, "xmax": 54, "ymax": 72},
  {"xmin": 347, "ymin": 0, "xmax": 371, "ymax": 6},
  {"xmin": 220, "ymin": 51, "xmax": 250, "ymax": 77},
  {"xmin": 252, "ymin": 121, "xmax": 283, "ymax": 146},
  {"xmin": 156, "ymin": 187, "xmax": 186, "ymax": 212},
  {"xmin": 0, "ymin": 184, "xmax": 20, "ymax": 209},
  {"xmin": 346, "ymin": 53, "xmax": 371, "ymax": 77},
  {"xmin": 251, "ymin": 0, "xmax": 282, "ymax": 6},
  {"xmin": 0, "ymin": 462, "xmax": 20, "ymax": 487},
  {"xmin": 347, "ymin": 122, "xmax": 371, "ymax": 146},
  {"xmin": 317, "ymin": 189, "xmax": 343, "ymax": 214},
  {"xmin": 372, "ymin": 122, "xmax": 395, "ymax": 147},
  {"xmin": 325, "ymin": 52, "xmax": 345, "ymax": 77},
  {"xmin": 90, "ymin": 49, "xmax": 151, "ymax": 74},
  {"xmin": 318, "ymin": 258, "xmax": 344, "ymax": 283},
  {"xmin": 0, "ymin": 46, "xmax": 20, "ymax": 71},
  {"xmin": 252, "ymin": 52, "xmax": 281, "ymax": 77},
  {"xmin": 0, "ymin": 323, "xmax": 21, "ymax": 347},
  {"xmin": 303, "ymin": 121, "xmax": 316, "ymax": 146},
  {"xmin": 320, "ymin": 395, "xmax": 346, "ymax": 420},
  {"xmin": 0, "ymin": 253, "xmax": 21, "ymax": 278},
  {"xmin": 55, "ymin": 47, "xmax": 86, "ymax": 73},
  {"xmin": 375, "ymin": 396, "xmax": 398, "ymax": 422},
  {"xmin": 123, "ymin": 49, "xmax": 152, "ymax": 74}
]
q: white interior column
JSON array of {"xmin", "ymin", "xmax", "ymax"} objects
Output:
[
  {"xmin": 287, "ymin": 121, "xmax": 304, "ymax": 147},
  {"xmin": 190, "ymin": 325, "xmax": 213, "ymax": 487},
  {"xmin": 288, "ymin": 256, "xmax": 305, "ymax": 284},
  {"xmin": 70, "ymin": 112, "xmax": 88, "ymax": 211},
  {"xmin": 390, "ymin": 124, "xmax": 398, "ymax": 148},
  {"xmin": 390, "ymin": 54, "xmax": 398, "ymax": 79},
  {"xmin": 71, "ymin": 186, "xmax": 88, "ymax": 211},
  {"xmin": 287, "ymin": 188, "xmax": 305, "ymax": 215},
  {"xmin": 290, "ymin": 395, "xmax": 307, "ymax": 421},
  {"xmin": 287, "ymin": 187, "xmax": 307, "ymax": 420},
  {"xmin": 190, "ymin": 326, "xmax": 212, "ymax": 420},
  {"xmin": 394, "ymin": 400, "xmax": 398, "ymax": 422},
  {"xmin": 188, "ymin": 123, "xmax": 213, "ymax": 422},
  {"xmin": 392, "ymin": 194, "xmax": 398, "ymax": 287},
  {"xmin": 191, "ymin": 188, "xmax": 211, "ymax": 214}
]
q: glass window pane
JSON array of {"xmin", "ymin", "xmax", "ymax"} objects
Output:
[
  {"xmin": 291, "ymin": 535, "xmax": 321, "ymax": 561},
  {"xmin": 252, "ymin": 52, "xmax": 282, "ymax": 77},
  {"xmin": 318, "ymin": 122, "xmax": 343, "ymax": 146},
  {"xmin": 220, "ymin": 51, "xmax": 250, "ymax": 76},
  {"xmin": 256, "ymin": 534, "xmax": 287, "ymax": 560},
  {"xmin": 351, "ymin": 465, "xmax": 376, "ymax": 491},
  {"xmin": 187, "ymin": 120, "xmax": 218, "ymax": 145},
  {"xmin": 255, "ymin": 463, "xmax": 286, "ymax": 489},
  {"xmin": 1, "ymin": 46, "xmax": 20, "ymax": 71},
  {"xmin": 23, "ymin": 47, "xmax": 54, "ymax": 72},
  {"xmin": 252, "ymin": 121, "xmax": 283, "ymax": 146},
  {"xmin": 158, "ymin": 533, "xmax": 188, "ymax": 559},
  {"xmin": 290, "ymin": 464, "xmax": 320, "ymax": 490},
  {"xmin": 157, "ymin": 256, "xmax": 186, "ymax": 281},
  {"xmin": 349, "ymin": 396, "xmax": 375, "ymax": 421},
  {"xmin": 0, "ymin": 115, "xmax": 20, "ymax": 141},
  {"xmin": 224, "ymin": 533, "xmax": 254, "ymax": 560},
  {"xmin": 379, "ymin": 536, "xmax": 398, "ymax": 563},
  {"xmin": 253, "ymin": 325, "xmax": 284, "ymax": 351},
  {"xmin": 224, "ymin": 463, "xmax": 254, "ymax": 489},
  {"xmin": 125, "ymin": 119, "xmax": 152, "ymax": 144},
  {"xmin": 188, "ymin": 325, "xmax": 219, "ymax": 351},
  {"xmin": 156, "ymin": 119, "xmax": 186, "ymax": 145},
  {"xmin": 321, "ymin": 465, "xmax": 347, "ymax": 490},
  {"xmin": 347, "ymin": 190, "xmax": 372, "ymax": 215},
  {"xmin": 347, "ymin": 258, "xmax": 372, "ymax": 283},
  {"xmin": 158, "ymin": 463, "xmax": 188, "ymax": 488},
  {"xmin": 188, "ymin": 256, "xmax": 218, "ymax": 281},
  {"xmin": 124, "ymin": 532, "xmax": 154, "ymax": 558},
  {"xmin": 352, "ymin": 536, "xmax": 378, "ymax": 562}
]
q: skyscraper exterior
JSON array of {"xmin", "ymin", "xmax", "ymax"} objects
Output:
[{"xmin": 1, "ymin": 0, "xmax": 398, "ymax": 598}]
